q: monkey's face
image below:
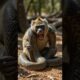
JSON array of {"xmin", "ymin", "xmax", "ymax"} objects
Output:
[
  {"xmin": 31, "ymin": 17, "xmax": 49, "ymax": 40},
  {"xmin": 36, "ymin": 25, "xmax": 46, "ymax": 40}
]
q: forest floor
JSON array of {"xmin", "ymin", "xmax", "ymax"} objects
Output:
[{"xmin": 18, "ymin": 29, "xmax": 62, "ymax": 80}]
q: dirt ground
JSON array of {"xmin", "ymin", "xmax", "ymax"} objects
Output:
[{"xmin": 18, "ymin": 30, "xmax": 62, "ymax": 80}]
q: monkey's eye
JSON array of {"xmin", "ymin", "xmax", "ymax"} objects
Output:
[{"xmin": 36, "ymin": 25, "xmax": 45, "ymax": 29}]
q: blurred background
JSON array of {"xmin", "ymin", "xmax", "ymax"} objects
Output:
[{"xmin": 23, "ymin": 0, "xmax": 61, "ymax": 17}]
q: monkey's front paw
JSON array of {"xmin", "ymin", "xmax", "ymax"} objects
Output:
[
  {"xmin": 47, "ymin": 48, "xmax": 57, "ymax": 59},
  {"xmin": 49, "ymin": 48, "xmax": 57, "ymax": 54}
]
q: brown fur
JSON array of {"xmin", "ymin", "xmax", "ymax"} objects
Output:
[{"xmin": 23, "ymin": 17, "xmax": 56, "ymax": 61}]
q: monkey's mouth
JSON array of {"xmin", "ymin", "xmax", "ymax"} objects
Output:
[{"xmin": 37, "ymin": 33, "xmax": 44, "ymax": 40}]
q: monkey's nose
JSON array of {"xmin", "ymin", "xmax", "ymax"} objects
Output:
[{"xmin": 38, "ymin": 29, "xmax": 43, "ymax": 33}]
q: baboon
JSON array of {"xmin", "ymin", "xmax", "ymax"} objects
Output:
[{"xmin": 19, "ymin": 17, "xmax": 62, "ymax": 70}]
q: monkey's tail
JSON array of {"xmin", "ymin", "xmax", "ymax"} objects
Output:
[{"xmin": 18, "ymin": 53, "xmax": 47, "ymax": 70}]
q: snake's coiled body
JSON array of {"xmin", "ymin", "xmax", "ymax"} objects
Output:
[
  {"xmin": 19, "ymin": 53, "xmax": 47, "ymax": 70},
  {"xmin": 19, "ymin": 53, "xmax": 62, "ymax": 70}
]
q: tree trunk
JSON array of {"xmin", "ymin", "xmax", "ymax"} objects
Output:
[
  {"xmin": 17, "ymin": 0, "xmax": 28, "ymax": 33},
  {"xmin": 38, "ymin": 0, "xmax": 42, "ymax": 16},
  {"xmin": 51, "ymin": 0, "xmax": 54, "ymax": 13},
  {"xmin": 25, "ymin": 0, "xmax": 33, "ymax": 16},
  {"xmin": 63, "ymin": 0, "xmax": 80, "ymax": 79}
]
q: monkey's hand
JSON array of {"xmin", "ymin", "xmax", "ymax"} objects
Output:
[
  {"xmin": 50, "ymin": 47, "xmax": 57, "ymax": 53},
  {"xmin": 0, "ymin": 56, "xmax": 17, "ymax": 77},
  {"xmin": 48, "ymin": 47, "xmax": 57, "ymax": 58}
]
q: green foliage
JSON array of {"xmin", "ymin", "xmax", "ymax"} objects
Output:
[{"xmin": 24, "ymin": 0, "xmax": 61, "ymax": 16}]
